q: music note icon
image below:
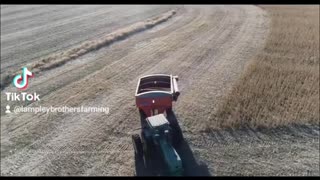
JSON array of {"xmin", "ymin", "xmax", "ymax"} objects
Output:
[{"xmin": 12, "ymin": 67, "xmax": 34, "ymax": 90}]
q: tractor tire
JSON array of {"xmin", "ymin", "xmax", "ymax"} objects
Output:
[
  {"xmin": 171, "ymin": 121, "xmax": 184, "ymax": 146},
  {"xmin": 132, "ymin": 134, "xmax": 143, "ymax": 158},
  {"xmin": 141, "ymin": 131, "xmax": 153, "ymax": 169},
  {"xmin": 166, "ymin": 109, "xmax": 184, "ymax": 146},
  {"xmin": 133, "ymin": 134, "xmax": 150, "ymax": 176}
]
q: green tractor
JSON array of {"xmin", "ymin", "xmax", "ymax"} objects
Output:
[{"xmin": 132, "ymin": 114, "xmax": 183, "ymax": 176}]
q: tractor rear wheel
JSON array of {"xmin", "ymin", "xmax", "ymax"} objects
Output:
[
  {"xmin": 141, "ymin": 131, "xmax": 154, "ymax": 169},
  {"xmin": 171, "ymin": 121, "xmax": 184, "ymax": 145},
  {"xmin": 133, "ymin": 134, "xmax": 149, "ymax": 176},
  {"xmin": 132, "ymin": 134, "xmax": 143, "ymax": 158},
  {"xmin": 166, "ymin": 109, "xmax": 184, "ymax": 145}
]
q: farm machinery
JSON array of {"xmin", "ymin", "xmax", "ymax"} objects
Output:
[{"xmin": 132, "ymin": 74, "xmax": 184, "ymax": 176}]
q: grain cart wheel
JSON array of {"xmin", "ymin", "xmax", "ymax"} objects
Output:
[{"xmin": 132, "ymin": 134, "xmax": 143, "ymax": 158}]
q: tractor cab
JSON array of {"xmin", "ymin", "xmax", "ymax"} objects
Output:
[{"xmin": 146, "ymin": 114, "xmax": 172, "ymax": 145}]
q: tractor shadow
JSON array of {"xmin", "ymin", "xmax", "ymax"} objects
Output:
[
  {"xmin": 168, "ymin": 111, "xmax": 211, "ymax": 176},
  {"xmin": 134, "ymin": 110, "xmax": 211, "ymax": 176}
]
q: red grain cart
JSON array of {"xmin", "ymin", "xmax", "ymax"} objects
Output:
[{"xmin": 135, "ymin": 74, "xmax": 180, "ymax": 117}]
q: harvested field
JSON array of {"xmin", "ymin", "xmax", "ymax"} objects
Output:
[
  {"xmin": 1, "ymin": 5, "xmax": 319, "ymax": 176},
  {"xmin": 1, "ymin": 9, "xmax": 177, "ymax": 89}
]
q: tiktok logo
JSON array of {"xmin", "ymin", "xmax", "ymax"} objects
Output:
[{"xmin": 12, "ymin": 67, "xmax": 34, "ymax": 90}]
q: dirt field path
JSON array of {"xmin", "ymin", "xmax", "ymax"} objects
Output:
[{"xmin": 1, "ymin": 5, "xmax": 318, "ymax": 176}]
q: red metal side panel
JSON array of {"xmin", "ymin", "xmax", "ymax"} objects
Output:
[{"xmin": 136, "ymin": 92, "xmax": 172, "ymax": 117}]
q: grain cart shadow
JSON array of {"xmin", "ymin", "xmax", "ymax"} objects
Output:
[{"xmin": 134, "ymin": 110, "xmax": 211, "ymax": 176}]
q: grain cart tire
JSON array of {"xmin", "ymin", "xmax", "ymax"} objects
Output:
[{"xmin": 132, "ymin": 134, "xmax": 143, "ymax": 158}]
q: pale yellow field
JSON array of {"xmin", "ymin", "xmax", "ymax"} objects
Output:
[{"xmin": 214, "ymin": 5, "xmax": 319, "ymax": 129}]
